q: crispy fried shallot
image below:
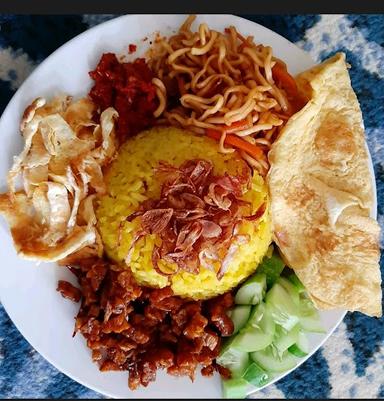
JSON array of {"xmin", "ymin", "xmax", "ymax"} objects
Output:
[{"xmin": 126, "ymin": 159, "xmax": 266, "ymax": 278}]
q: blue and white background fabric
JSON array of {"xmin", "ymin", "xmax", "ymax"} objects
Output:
[{"xmin": 0, "ymin": 14, "xmax": 383, "ymax": 399}]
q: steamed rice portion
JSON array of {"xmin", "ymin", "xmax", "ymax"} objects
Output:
[{"xmin": 97, "ymin": 127, "xmax": 271, "ymax": 299}]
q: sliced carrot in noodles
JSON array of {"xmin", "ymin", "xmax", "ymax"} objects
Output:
[
  {"xmin": 224, "ymin": 119, "xmax": 251, "ymax": 133},
  {"xmin": 272, "ymin": 61, "xmax": 308, "ymax": 114},
  {"xmin": 206, "ymin": 128, "xmax": 264, "ymax": 160},
  {"xmin": 272, "ymin": 61, "xmax": 298, "ymax": 98}
]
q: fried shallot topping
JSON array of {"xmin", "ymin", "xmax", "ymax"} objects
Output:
[{"xmin": 126, "ymin": 159, "xmax": 265, "ymax": 278}]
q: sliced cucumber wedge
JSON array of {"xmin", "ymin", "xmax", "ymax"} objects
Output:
[
  {"xmin": 235, "ymin": 273, "xmax": 267, "ymax": 305},
  {"xmin": 222, "ymin": 377, "xmax": 248, "ymax": 399},
  {"xmin": 298, "ymin": 298, "xmax": 325, "ymax": 333},
  {"xmin": 299, "ymin": 314, "xmax": 325, "ymax": 333},
  {"xmin": 299, "ymin": 295, "xmax": 318, "ymax": 314},
  {"xmin": 251, "ymin": 346, "xmax": 298, "ymax": 373},
  {"xmin": 217, "ymin": 338, "xmax": 250, "ymax": 378},
  {"xmin": 246, "ymin": 302, "xmax": 272, "ymax": 329},
  {"xmin": 229, "ymin": 351, "xmax": 250, "ymax": 378},
  {"xmin": 276, "ymin": 277, "xmax": 300, "ymax": 306},
  {"xmin": 265, "ymin": 282, "xmax": 300, "ymax": 331},
  {"xmin": 288, "ymin": 330, "xmax": 310, "ymax": 357},
  {"xmin": 232, "ymin": 328, "xmax": 273, "ymax": 353},
  {"xmin": 287, "ymin": 273, "xmax": 306, "ymax": 294},
  {"xmin": 232, "ymin": 303, "xmax": 275, "ymax": 352},
  {"xmin": 273, "ymin": 324, "xmax": 300, "ymax": 354},
  {"xmin": 257, "ymin": 253, "xmax": 285, "ymax": 289},
  {"xmin": 218, "ymin": 251, "xmax": 324, "ymax": 398},
  {"xmin": 242, "ymin": 362, "xmax": 270, "ymax": 388},
  {"xmin": 228, "ymin": 305, "xmax": 252, "ymax": 335}
]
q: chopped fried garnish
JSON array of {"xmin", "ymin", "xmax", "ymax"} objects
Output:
[
  {"xmin": 126, "ymin": 159, "xmax": 266, "ymax": 278},
  {"xmin": 0, "ymin": 96, "xmax": 118, "ymax": 262}
]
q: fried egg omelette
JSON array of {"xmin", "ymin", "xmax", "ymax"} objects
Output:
[{"xmin": 268, "ymin": 53, "xmax": 382, "ymax": 317}]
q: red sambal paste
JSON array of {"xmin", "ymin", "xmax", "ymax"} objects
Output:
[
  {"xmin": 88, "ymin": 53, "xmax": 158, "ymax": 141},
  {"xmin": 128, "ymin": 44, "xmax": 137, "ymax": 54}
]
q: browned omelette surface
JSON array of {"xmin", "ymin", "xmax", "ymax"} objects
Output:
[{"xmin": 268, "ymin": 53, "xmax": 382, "ymax": 317}]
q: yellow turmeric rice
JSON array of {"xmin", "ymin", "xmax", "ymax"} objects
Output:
[{"xmin": 96, "ymin": 127, "xmax": 272, "ymax": 299}]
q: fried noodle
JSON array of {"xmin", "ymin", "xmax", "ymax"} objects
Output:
[{"xmin": 149, "ymin": 15, "xmax": 297, "ymax": 175}]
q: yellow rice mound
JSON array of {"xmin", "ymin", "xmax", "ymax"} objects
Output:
[{"xmin": 97, "ymin": 127, "xmax": 272, "ymax": 299}]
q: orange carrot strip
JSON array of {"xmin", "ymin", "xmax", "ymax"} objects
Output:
[
  {"xmin": 272, "ymin": 61, "xmax": 309, "ymax": 114},
  {"xmin": 224, "ymin": 119, "xmax": 251, "ymax": 134},
  {"xmin": 206, "ymin": 129, "xmax": 264, "ymax": 160},
  {"xmin": 272, "ymin": 61, "xmax": 298, "ymax": 98}
]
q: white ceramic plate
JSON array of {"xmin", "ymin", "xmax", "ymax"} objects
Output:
[{"xmin": 0, "ymin": 14, "xmax": 377, "ymax": 399}]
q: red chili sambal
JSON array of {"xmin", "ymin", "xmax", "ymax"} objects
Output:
[
  {"xmin": 89, "ymin": 53, "xmax": 158, "ymax": 141},
  {"xmin": 128, "ymin": 44, "xmax": 137, "ymax": 54}
]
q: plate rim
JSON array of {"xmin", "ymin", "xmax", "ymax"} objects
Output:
[{"xmin": 0, "ymin": 13, "xmax": 377, "ymax": 399}]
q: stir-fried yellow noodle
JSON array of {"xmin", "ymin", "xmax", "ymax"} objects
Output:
[{"xmin": 148, "ymin": 15, "xmax": 299, "ymax": 175}]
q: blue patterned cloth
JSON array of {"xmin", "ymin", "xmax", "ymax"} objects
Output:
[{"xmin": 0, "ymin": 15, "xmax": 383, "ymax": 399}]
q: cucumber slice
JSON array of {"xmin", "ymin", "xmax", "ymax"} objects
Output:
[
  {"xmin": 299, "ymin": 295, "xmax": 318, "ymax": 314},
  {"xmin": 232, "ymin": 329, "xmax": 273, "ymax": 353},
  {"xmin": 298, "ymin": 298, "xmax": 325, "ymax": 333},
  {"xmin": 228, "ymin": 305, "xmax": 252, "ymax": 335},
  {"xmin": 276, "ymin": 277, "xmax": 300, "ymax": 305},
  {"xmin": 257, "ymin": 253, "xmax": 285, "ymax": 289},
  {"xmin": 287, "ymin": 273, "xmax": 306, "ymax": 294},
  {"xmin": 247, "ymin": 302, "xmax": 275, "ymax": 335},
  {"xmin": 242, "ymin": 362, "xmax": 270, "ymax": 388},
  {"xmin": 288, "ymin": 344, "xmax": 307, "ymax": 357},
  {"xmin": 229, "ymin": 351, "xmax": 250, "ymax": 378},
  {"xmin": 235, "ymin": 273, "xmax": 266, "ymax": 305},
  {"xmin": 251, "ymin": 346, "xmax": 298, "ymax": 373},
  {"xmin": 300, "ymin": 314, "xmax": 325, "ymax": 333},
  {"xmin": 217, "ymin": 339, "xmax": 250, "ymax": 378},
  {"xmin": 265, "ymin": 283, "xmax": 300, "ymax": 331},
  {"xmin": 288, "ymin": 331, "xmax": 309, "ymax": 357},
  {"xmin": 232, "ymin": 303, "xmax": 275, "ymax": 352},
  {"xmin": 222, "ymin": 377, "xmax": 248, "ymax": 399},
  {"xmin": 273, "ymin": 324, "xmax": 300, "ymax": 354}
]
